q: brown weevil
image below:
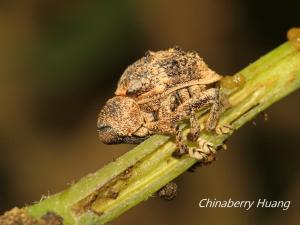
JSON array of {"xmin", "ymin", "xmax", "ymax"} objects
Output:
[{"xmin": 97, "ymin": 47, "xmax": 231, "ymax": 160}]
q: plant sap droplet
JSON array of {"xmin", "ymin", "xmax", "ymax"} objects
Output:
[
  {"xmin": 220, "ymin": 74, "xmax": 246, "ymax": 89},
  {"xmin": 287, "ymin": 27, "xmax": 300, "ymax": 50}
]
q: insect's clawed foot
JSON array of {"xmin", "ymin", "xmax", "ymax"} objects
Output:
[
  {"xmin": 173, "ymin": 143, "xmax": 188, "ymax": 158},
  {"xmin": 215, "ymin": 124, "xmax": 234, "ymax": 135},
  {"xmin": 187, "ymin": 137, "xmax": 216, "ymax": 161},
  {"xmin": 174, "ymin": 136, "xmax": 217, "ymax": 163},
  {"xmin": 174, "ymin": 122, "xmax": 223, "ymax": 161}
]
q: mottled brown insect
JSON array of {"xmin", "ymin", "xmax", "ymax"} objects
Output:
[
  {"xmin": 97, "ymin": 47, "xmax": 229, "ymax": 160},
  {"xmin": 157, "ymin": 182, "xmax": 178, "ymax": 201}
]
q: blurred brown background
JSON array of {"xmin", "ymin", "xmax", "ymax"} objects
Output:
[{"xmin": 0, "ymin": 0, "xmax": 299, "ymax": 224}]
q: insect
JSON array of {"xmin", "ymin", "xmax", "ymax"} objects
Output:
[
  {"xmin": 97, "ymin": 47, "xmax": 230, "ymax": 160},
  {"xmin": 157, "ymin": 182, "xmax": 178, "ymax": 201}
]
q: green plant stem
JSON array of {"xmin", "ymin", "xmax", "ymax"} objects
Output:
[{"xmin": 26, "ymin": 42, "xmax": 300, "ymax": 225}]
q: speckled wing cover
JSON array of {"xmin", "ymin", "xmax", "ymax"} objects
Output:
[{"xmin": 115, "ymin": 48, "xmax": 222, "ymax": 102}]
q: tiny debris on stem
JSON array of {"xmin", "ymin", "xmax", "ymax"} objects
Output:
[{"xmin": 157, "ymin": 182, "xmax": 178, "ymax": 201}]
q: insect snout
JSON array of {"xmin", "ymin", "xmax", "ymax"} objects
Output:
[
  {"xmin": 97, "ymin": 96, "xmax": 144, "ymax": 145},
  {"xmin": 97, "ymin": 122, "xmax": 123, "ymax": 144}
]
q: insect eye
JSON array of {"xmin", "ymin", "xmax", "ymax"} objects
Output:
[{"xmin": 97, "ymin": 125, "xmax": 111, "ymax": 132}]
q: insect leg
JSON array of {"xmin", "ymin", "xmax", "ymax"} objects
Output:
[
  {"xmin": 204, "ymin": 89, "xmax": 231, "ymax": 132},
  {"xmin": 188, "ymin": 137, "xmax": 216, "ymax": 162},
  {"xmin": 173, "ymin": 123, "xmax": 188, "ymax": 157},
  {"xmin": 174, "ymin": 88, "xmax": 222, "ymax": 160},
  {"xmin": 213, "ymin": 92, "xmax": 233, "ymax": 134},
  {"xmin": 205, "ymin": 88, "xmax": 222, "ymax": 131},
  {"xmin": 187, "ymin": 109, "xmax": 200, "ymax": 141},
  {"xmin": 175, "ymin": 88, "xmax": 218, "ymax": 121},
  {"xmin": 147, "ymin": 119, "xmax": 175, "ymax": 134}
]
